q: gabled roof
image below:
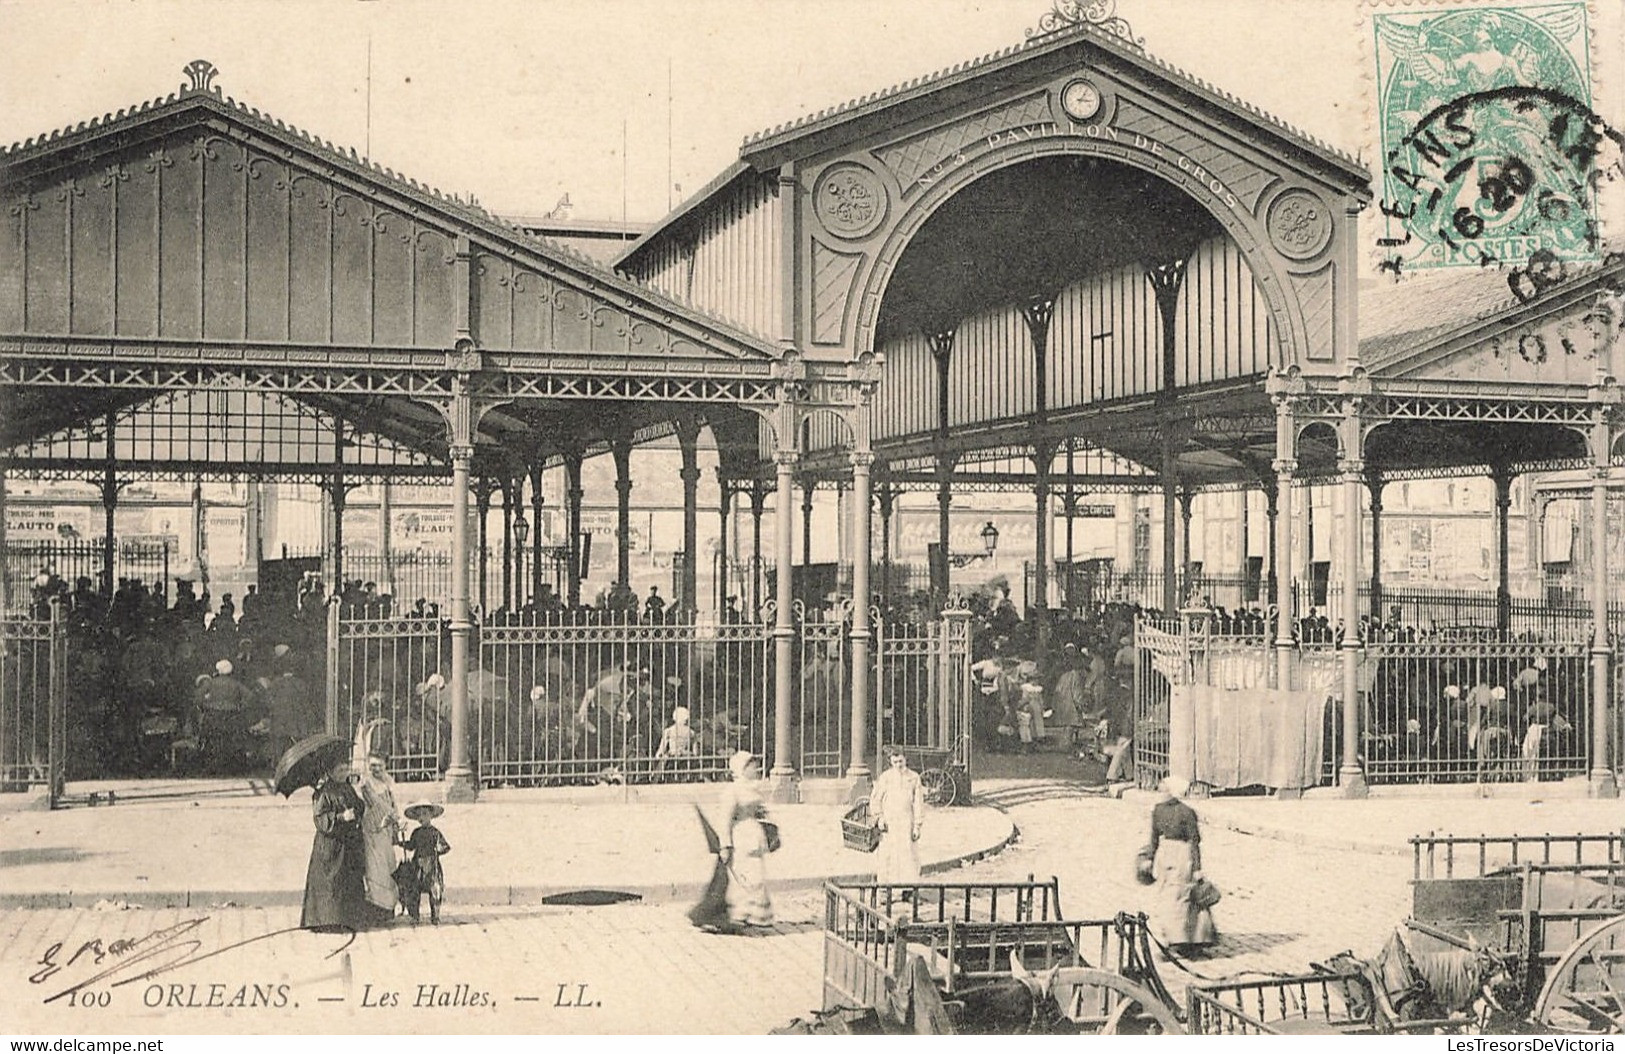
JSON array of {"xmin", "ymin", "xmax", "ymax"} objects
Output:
[
  {"xmin": 1361, "ymin": 253, "xmax": 1625, "ymax": 378},
  {"xmin": 739, "ymin": 19, "xmax": 1363, "ymax": 178},
  {"xmin": 1, "ymin": 75, "xmax": 778, "ymax": 362},
  {"xmin": 617, "ymin": 19, "xmax": 1366, "ymax": 274}
]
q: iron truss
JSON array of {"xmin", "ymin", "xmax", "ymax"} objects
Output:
[
  {"xmin": 1, "ymin": 345, "xmax": 860, "ymax": 410},
  {"xmin": 5, "ymin": 465, "xmax": 449, "ymax": 486},
  {"xmin": 1285, "ymin": 384, "xmax": 1600, "ymax": 428}
]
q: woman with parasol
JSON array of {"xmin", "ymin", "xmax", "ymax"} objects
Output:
[
  {"xmin": 281, "ymin": 738, "xmax": 368, "ymax": 933},
  {"xmin": 353, "ymin": 719, "xmax": 402, "ymax": 926}
]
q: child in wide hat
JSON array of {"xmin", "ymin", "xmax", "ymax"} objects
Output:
[{"xmin": 399, "ymin": 800, "xmax": 451, "ymax": 924}]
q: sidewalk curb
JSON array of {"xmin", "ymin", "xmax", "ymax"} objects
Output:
[
  {"xmin": 1113, "ymin": 787, "xmax": 1406, "ymax": 857},
  {"xmin": 0, "ymin": 813, "xmax": 1020, "ymax": 911}
]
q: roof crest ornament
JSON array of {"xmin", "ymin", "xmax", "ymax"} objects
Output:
[
  {"xmin": 1026, "ymin": 0, "xmax": 1142, "ymax": 48},
  {"xmin": 181, "ymin": 60, "xmax": 219, "ymax": 94}
]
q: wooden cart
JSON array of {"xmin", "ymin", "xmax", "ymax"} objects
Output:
[
  {"xmin": 820, "ymin": 876, "xmax": 1183, "ymax": 1034},
  {"xmin": 1404, "ymin": 830, "xmax": 1625, "ymax": 1033}
]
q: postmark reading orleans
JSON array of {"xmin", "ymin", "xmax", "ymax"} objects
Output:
[{"xmin": 1372, "ymin": 3, "xmax": 1622, "ymax": 276}]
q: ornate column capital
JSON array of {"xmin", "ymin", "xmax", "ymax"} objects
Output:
[
  {"xmin": 775, "ymin": 450, "xmax": 799, "ymax": 470},
  {"xmin": 850, "ymin": 451, "xmax": 875, "ymax": 470},
  {"xmin": 679, "ymin": 466, "xmax": 703, "ymax": 485},
  {"xmin": 1271, "ymin": 458, "xmax": 1298, "ymax": 477},
  {"xmin": 1338, "ymin": 458, "xmax": 1365, "ymax": 479},
  {"xmin": 449, "ymin": 444, "xmax": 476, "ymax": 462}
]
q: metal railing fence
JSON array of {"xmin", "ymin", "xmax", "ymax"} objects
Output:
[
  {"xmin": 470, "ymin": 609, "xmax": 774, "ymax": 786},
  {"xmin": 4, "ymin": 540, "xmax": 171, "ymax": 613},
  {"xmin": 1362, "ymin": 638, "xmax": 1592, "ymax": 785},
  {"xmin": 330, "ymin": 611, "xmax": 447, "ymax": 781},
  {"xmin": 0, "ymin": 604, "xmax": 65, "ymax": 802}
]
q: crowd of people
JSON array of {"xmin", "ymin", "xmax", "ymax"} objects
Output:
[
  {"xmin": 24, "ymin": 569, "xmax": 331, "ymax": 780},
  {"xmin": 14, "ymin": 556, "xmax": 1594, "ymax": 793}
]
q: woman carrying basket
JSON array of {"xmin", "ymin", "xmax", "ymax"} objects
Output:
[{"xmin": 1147, "ymin": 780, "xmax": 1217, "ymax": 955}]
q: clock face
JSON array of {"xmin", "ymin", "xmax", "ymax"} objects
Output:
[{"xmin": 1061, "ymin": 79, "xmax": 1102, "ymax": 121}]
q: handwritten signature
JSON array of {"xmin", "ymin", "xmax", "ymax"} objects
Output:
[{"xmin": 29, "ymin": 917, "xmax": 355, "ymax": 1004}]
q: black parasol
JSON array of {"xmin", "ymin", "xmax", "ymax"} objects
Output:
[{"xmin": 274, "ymin": 733, "xmax": 352, "ymax": 797}]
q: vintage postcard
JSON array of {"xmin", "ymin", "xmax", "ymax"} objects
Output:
[{"xmin": 3, "ymin": 0, "xmax": 1625, "ymax": 1040}]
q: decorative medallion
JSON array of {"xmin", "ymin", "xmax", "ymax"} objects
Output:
[
  {"xmin": 814, "ymin": 163, "xmax": 888, "ymax": 240},
  {"xmin": 1266, "ymin": 189, "xmax": 1333, "ymax": 261},
  {"xmin": 1060, "ymin": 78, "xmax": 1103, "ymax": 121}
]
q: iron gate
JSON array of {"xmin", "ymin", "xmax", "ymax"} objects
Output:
[
  {"xmin": 473, "ymin": 610, "xmax": 774, "ymax": 786},
  {"xmin": 874, "ymin": 607, "xmax": 974, "ymax": 776},
  {"xmin": 329, "ymin": 608, "xmax": 446, "ymax": 781},
  {"xmin": 795, "ymin": 600, "xmax": 850, "ymax": 778},
  {"xmin": 0, "ymin": 605, "xmax": 66, "ymax": 804}
]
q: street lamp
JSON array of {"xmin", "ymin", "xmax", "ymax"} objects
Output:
[
  {"xmin": 512, "ymin": 512, "xmax": 529, "ymax": 607},
  {"xmin": 980, "ymin": 520, "xmax": 1000, "ymax": 557}
]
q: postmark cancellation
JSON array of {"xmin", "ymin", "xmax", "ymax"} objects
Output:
[{"xmin": 1367, "ymin": 1, "xmax": 1621, "ymax": 275}]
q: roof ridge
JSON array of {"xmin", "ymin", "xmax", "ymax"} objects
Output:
[
  {"xmin": 739, "ymin": 18, "xmax": 1361, "ymax": 170},
  {"xmin": 2, "ymin": 69, "xmax": 778, "ymax": 358}
]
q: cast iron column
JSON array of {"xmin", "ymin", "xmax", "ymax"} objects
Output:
[
  {"xmin": 1179, "ymin": 488, "xmax": 1195, "ymax": 600},
  {"xmin": 678, "ymin": 420, "xmax": 701, "ymax": 616},
  {"xmin": 474, "ymin": 478, "xmax": 493, "ymax": 615},
  {"xmin": 102, "ymin": 412, "xmax": 117, "ymax": 597},
  {"xmin": 446, "ymin": 436, "xmax": 476, "ymax": 801},
  {"xmin": 1493, "ymin": 464, "xmax": 1514, "ymax": 633},
  {"xmin": 878, "ymin": 484, "xmax": 895, "ymax": 613},
  {"xmin": 1589, "ymin": 420, "xmax": 1617, "ymax": 798},
  {"xmin": 500, "ymin": 478, "xmax": 514, "ymax": 611},
  {"xmin": 848, "ymin": 449, "xmax": 874, "ymax": 788},
  {"xmin": 801, "ymin": 479, "xmax": 816, "ymax": 573},
  {"xmin": 1272, "ymin": 395, "xmax": 1297, "ymax": 692},
  {"xmin": 1033, "ymin": 442, "xmax": 1054, "ymax": 644},
  {"xmin": 1366, "ymin": 470, "xmax": 1384, "ymax": 626},
  {"xmin": 1161, "ymin": 433, "xmax": 1179, "ymax": 613},
  {"xmin": 1338, "ymin": 420, "xmax": 1368, "ymax": 798},
  {"xmin": 1263, "ymin": 477, "xmax": 1279, "ymax": 612},
  {"xmin": 530, "ymin": 462, "xmax": 545, "ymax": 606},
  {"xmin": 613, "ymin": 439, "xmax": 633, "ymax": 591},
  {"xmin": 750, "ymin": 482, "xmax": 766, "ymax": 621},
  {"xmin": 717, "ymin": 473, "xmax": 732, "ymax": 616},
  {"xmin": 771, "ymin": 448, "xmax": 798, "ymax": 797},
  {"xmin": 564, "ymin": 452, "xmax": 584, "ymax": 609}
]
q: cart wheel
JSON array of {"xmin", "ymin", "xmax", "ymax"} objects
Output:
[
  {"xmin": 1534, "ymin": 914, "xmax": 1625, "ymax": 1033},
  {"xmin": 1043, "ymin": 968, "xmax": 1185, "ymax": 1035},
  {"xmin": 920, "ymin": 767, "xmax": 957, "ymax": 807}
]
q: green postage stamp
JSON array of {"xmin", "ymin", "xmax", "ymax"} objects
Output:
[{"xmin": 1372, "ymin": 2, "xmax": 1605, "ymax": 273}]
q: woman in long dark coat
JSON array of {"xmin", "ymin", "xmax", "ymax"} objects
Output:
[{"xmin": 301, "ymin": 759, "xmax": 368, "ymax": 932}]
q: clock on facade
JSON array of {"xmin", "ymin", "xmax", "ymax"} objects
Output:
[{"xmin": 1060, "ymin": 79, "xmax": 1103, "ymax": 121}]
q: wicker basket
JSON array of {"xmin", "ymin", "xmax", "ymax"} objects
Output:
[{"xmin": 842, "ymin": 799, "xmax": 882, "ymax": 853}]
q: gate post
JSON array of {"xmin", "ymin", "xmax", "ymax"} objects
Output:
[
  {"xmin": 325, "ymin": 597, "xmax": 340, "ymax": 736},
  {"xmin": 46, "ymin": 600, "xmax": 66, "ymax": 809},
  {"xmin": 942, "ymin": 605, "xmax": 974, "ymax": 784},
  {"xmin": 1589, "ymin": 434, "xmax": 1618, "ymax": 797}
]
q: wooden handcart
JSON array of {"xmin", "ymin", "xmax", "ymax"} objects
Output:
[
  {"xmin": 1399, "ymin": 829, "xmax": 1625, "ymax": 1033},
  {"xmin": 820, "ymin": 876, "xmax": 1183, "ymax": 1034}
]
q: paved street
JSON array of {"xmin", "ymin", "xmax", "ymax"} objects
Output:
[{"xmin": 0, "ymin": 776, "xmax": 1465, "ymax": 1035}]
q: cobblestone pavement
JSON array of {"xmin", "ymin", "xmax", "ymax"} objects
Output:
[
  {"xmin": 0, "ymin": 780, "xmax": 1441, "ymax": 1035},
  {"xmin": 954, "ymin": 781, "xmax": 1417, "ymax": 1003}
]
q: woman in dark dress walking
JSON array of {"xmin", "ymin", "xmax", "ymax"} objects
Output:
[
  {"xmin": 301, "ymin": 758, "xmax": 368, "ymax": 932},
  {"xmin": 1147, "ymin": 780, "xmax": 1217, "ymax": 954}
]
